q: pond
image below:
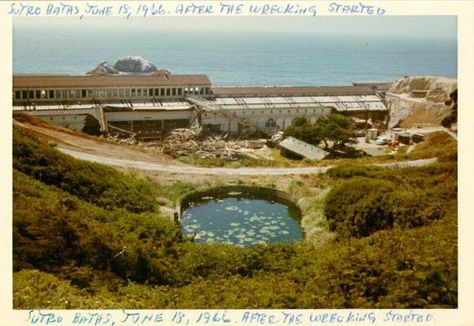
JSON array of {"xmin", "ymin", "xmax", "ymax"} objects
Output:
[{"xmin": 180, "ymin": 190, "xmax": 303, "ymax": 246}]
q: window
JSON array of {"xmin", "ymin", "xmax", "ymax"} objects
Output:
[
  {"xmin": 172, "ymin": 88, "xmax": 176, "ymax": 96},
  {"xmin": 154, "ymin": 89, "xmax": 159, "ymax": 96},
  {"xmin": 265, "ymin": 118, "xmax": 276, "ymax": 128},
  {"xmin": 160, "ymin": 88, "xmax": 165, "ymax": 96},
  {"xmin": 125, "ymin": 89, "xmax": 130, "ymax": 97},
  {"xmin": 166, "ymin": 89, "xmax": 171, "ymax": 96},
  {"xmin": 15, "ymin": 91, "xmax": 21, "ymax": 99},
  {"xmin": 88, "ymin": 90, "xmax": 93, "ymax": 97},
  {"xmin": 82, "ymin": 89, "xmax": 87, "ymax": 98},
  {"xmin": 62, "ymin": 90, "xmax": 68, "ymax": 98},
  {"xmin": 177, "ymin": 88, "xmax": 182, "ymax": 96},
  {"xmin": 29, "ymin": 90, "xmax": 35, "ymax": 99},
  {"xmin": 49, "ymin": 90, "xmax": 55, "ymax": 98},
  {"xmin": 35, "ymin": 90, "xmax": 41, "ymax": 99},
  {"xmin": 22, "ymin": 90, "xmax": 27, "ymax": 99},
  {"xmin": 41, "ymin": 90, "xmax": 47, "ymax": 99},
  {"xmin": 149, "ymin": 88, "xmax": 154, "ymax": 96},
  {"xmin": 113, "ymin": 89, "xmax": 118, "ymax": 97},
  {"xmin": 119, "ymin": 89, "xmax": 124, "ymax": 97},
  {"xmin": 132, "ymin": 89, "xmax": 136, "ymax": 96}
]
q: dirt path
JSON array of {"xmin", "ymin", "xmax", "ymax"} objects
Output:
[
  {"xmin": 59, "ymin": 147, "xmax": 437, "ymax": 175},
  {"xmin": 18, "ymin": 121, "xmax": 438, "ymax": 176}
]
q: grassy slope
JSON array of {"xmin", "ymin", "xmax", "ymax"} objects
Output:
[{"xmin": 12, "ymin": 125, "xmax": 457, "ymax": 309}]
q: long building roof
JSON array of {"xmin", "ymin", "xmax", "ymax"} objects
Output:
[
  {"xmin": 211, "ymin": 95, "xmax": 386, "ymax": 111},
  {"xmin": 13, "ymin": 74, "xmax": 212, "ymax": 88},
  {"xmin": 211, "ymin": 86, "xmax": 375, "ymax": 97}
]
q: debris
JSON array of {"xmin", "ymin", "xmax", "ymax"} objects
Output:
[
  {"xmin": 160, "ymin": 127, "xmax": 266, "ymax": 161},
  {"xmin": 279, "ymin": 136, "xmax": 330, "ymax": 160},
  {"xmin": 362, "ymin": 148, "xmax": 386, "ymax": 157}
]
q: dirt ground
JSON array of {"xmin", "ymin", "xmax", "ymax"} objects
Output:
[
  {"xmin": 14, "ymin": 119, "xmax": 439, "ymax": 192},
  {"xmin": 14, "ymin": 120, "xmax": 314, "ymax": 189}
]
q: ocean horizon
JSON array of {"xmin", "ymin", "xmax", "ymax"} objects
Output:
[{"xmin": 13, "ymin": 28, "xmax": 457, "ymax": 86}]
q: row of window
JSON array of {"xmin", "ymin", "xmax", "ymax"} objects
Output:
[
  {"xmin": 13, "ymin": 87, "xmax": 211, "ymax": 100},
  {"xmin": 204, "ymin": 108, "xmax": 328, "ymax": 117}
]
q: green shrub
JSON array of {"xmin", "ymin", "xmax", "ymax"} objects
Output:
[
  {"xmin": 324, "ymin": 162, "xmax": 455, "ymax": 238},
  {"xmin": 13, "ymin": 126, "xmax": 157, "ymax": 213},
  {"xmin": 12, "ymin": 125, "xmax": 457, "ymax": 309},
  {"xmin": 324, "ymin": 178, "xmax": 396, "ymax": 237},
  {"xmin": 13, "ymin": 170, "xmax": 177, "ymax": 284},
  {"xmin": 327, "ymin": 164, "xmax": 384, "ymax": 179}
]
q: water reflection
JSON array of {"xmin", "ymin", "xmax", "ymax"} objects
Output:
[{"xmin": 181, "ymin": 192, "xmax": 302, "ymax": 246}]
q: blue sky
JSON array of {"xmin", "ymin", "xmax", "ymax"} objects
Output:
[{"xmin": 15, "ymin": 16, "xmax": 457, "ymax": 40}]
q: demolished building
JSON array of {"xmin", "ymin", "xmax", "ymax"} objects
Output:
[{"xmin": 13, "ymin": 73, "xmax": 389, "ymax": 138}]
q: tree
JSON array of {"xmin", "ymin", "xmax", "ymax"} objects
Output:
[
  {"xmin": 314, "ymin": 113, "xmax": 355, "ymax": 149},
  {"xmin": 283, "ymin": 117, "xmax": 322, "ymax": 144},
  {"xmin": 284, "ymin": 114, "xmax": 355, "ymax": 149},
  {"xmin": 441, "ymin": 89, "xmax": 457, "ymax": 128}
]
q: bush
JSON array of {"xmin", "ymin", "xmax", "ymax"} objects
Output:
[
  {"xmin": 13, "ymin": 126, "xmax": 157, "ymax": 213},
  {"xmin": 13, "ymin": 170, "xmax": 178, "ymax": 284},
  {"xmin": 327, "ymin": 164, "xmax": 383, "ymax": 179},
  {"xmin": 324, "ymin": 162, "xmax": 455, "ymax": 238},
  {"xmin": 12, "ymin": 124, "xmax": 457, "ymax": 309},
  {"xmin": 324, "ymin": 178, "xmax": 396, "ymax": 237}
]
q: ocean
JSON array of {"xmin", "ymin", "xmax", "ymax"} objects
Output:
[{"xmin": 13, "ymin": 27, "xmax": 457, "ymax": 86}]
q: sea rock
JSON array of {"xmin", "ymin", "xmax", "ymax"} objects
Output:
[
  {"xmin": 114, "ymin": 56, "xmax": 158, "ymax": 73},
  {"xmin": 86, "ymin": 56, "xmax": 160, "ymax": 75},
  {"xmin": 86, "ymin": 61, "xmax": 119, "ymax": 75}
]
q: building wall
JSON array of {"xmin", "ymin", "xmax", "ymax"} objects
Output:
[{"xmin": 201, "ymin": 106, "xmax": 334, "ymax": 134}]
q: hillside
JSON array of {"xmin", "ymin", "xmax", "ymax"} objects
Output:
[
  {"xmin": 386, "ymin": 76, "xmax": 457, "ymax": 128},
  {"xmin": 13, "ymin": 125, "xmax": 457, "ymax": 309}
]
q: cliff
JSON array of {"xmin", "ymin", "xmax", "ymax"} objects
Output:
[{"xmin": 386, "ymin": 76, "xmax": 457, "ymax": 128}]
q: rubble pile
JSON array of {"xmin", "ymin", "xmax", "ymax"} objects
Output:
[
  {"xmin": 161, "ymin": 128, "xmax": 266, "ymax": 160},
  {"xmin": 103, "ymin": 134, "xmax": 138, "ymax": 145}
]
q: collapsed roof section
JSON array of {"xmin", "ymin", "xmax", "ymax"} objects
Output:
[{"xmin": 279, "ymin": 136, "xmax": 330, "ymax": 161}]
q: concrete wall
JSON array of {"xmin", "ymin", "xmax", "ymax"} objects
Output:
[
  {"xmin": 38, "ymin": 114, "xmax": 88, "ymax": 131},
  {"xmin": 105, "ymin": 109, "xmax": 194, "ymax": 122}
]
